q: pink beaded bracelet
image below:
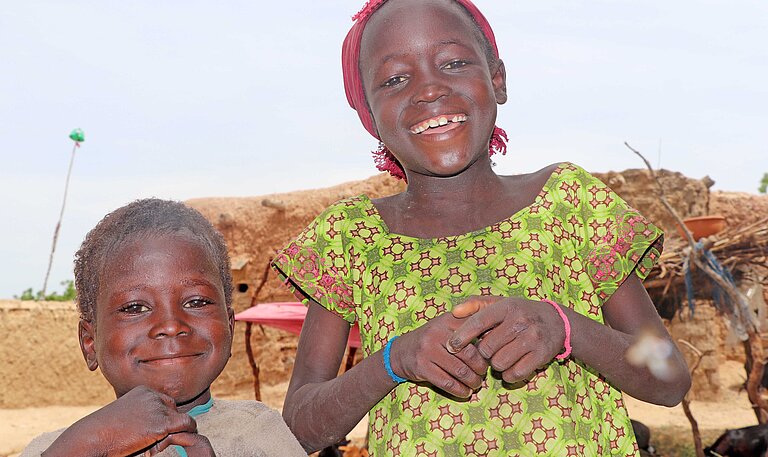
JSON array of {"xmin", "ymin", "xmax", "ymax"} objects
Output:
[{"xmin": 541, "ymin": 299, "xmax": 572, "ymax": 360}]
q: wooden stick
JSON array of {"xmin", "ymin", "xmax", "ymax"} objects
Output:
[
  {"xmin": 243, "ymin": 260, "xmax": 273, "ymax": 402},
  {"xmin": 244, "ymin": 322, "xmax": 261, "ymax": 401},
  {"xmin": 678, "ymin": 339, "xmax": 705, "ymax": 457}
]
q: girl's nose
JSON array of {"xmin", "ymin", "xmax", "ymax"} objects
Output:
[
  {"xmin": 149, "ymin": 306, "xmax": 191, "ymax": 338},
  {"xmin": 411, "ymin": 78, "xmax": 451, "ymax": 105}
]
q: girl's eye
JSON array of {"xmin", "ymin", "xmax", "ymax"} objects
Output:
[
  {"xmin": 120, "ymin": 303, "xmax": 149, "ymax": 314},
  {"xmin": 443, "ymin": 60, "xmax": 468, "ymax": 70},
  {"xmin": 184, "ymin": 298, "xmax": 213, "ymax": 309},
  {"xmin": 382, "ymin": 75, "xmax": 407, "ymax": 87}
]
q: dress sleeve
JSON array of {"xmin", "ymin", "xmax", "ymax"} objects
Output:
[
  {"xmin": 271, "ymin": 202, "xmax": 357, "ymax": 323},
  {"xmin": 569, "ymin": 164, "xmax": 664, "ymax": 302}
]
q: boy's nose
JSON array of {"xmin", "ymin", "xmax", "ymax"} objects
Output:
[{"xmin": 149, "ymin": 306, "xmax": 191, "ymax": 338}]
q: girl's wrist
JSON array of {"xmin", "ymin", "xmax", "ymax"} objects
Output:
[
  {"xmin": 541, "ymin": 299, "xmax": 572, "ymax": 360},
  {"xmin": 383, "ymin": 336, "xmax": 407, "ymax": 383}
]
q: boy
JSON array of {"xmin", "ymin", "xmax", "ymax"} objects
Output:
[{"xmin": 22, "ymin": 199, "xmax": 306, "ymax": 456}]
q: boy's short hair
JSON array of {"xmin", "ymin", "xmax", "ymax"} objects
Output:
[{"xmin": 74, "ymin": 198, "xmax": 233, "ymax": 322}]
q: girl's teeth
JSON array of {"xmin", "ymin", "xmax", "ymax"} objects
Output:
[{"xmin": 412, "ymin": 115, "xmax": 467, "ymax": 133}]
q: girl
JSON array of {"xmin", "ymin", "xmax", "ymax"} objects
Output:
[{"xmin": 272, "ymin": 1, "xmax": 691, "ymax": 455}]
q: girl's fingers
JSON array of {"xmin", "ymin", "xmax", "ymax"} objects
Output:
[
  {"xmin": 453, "ymin": 342, "xmax": 490, "ymax": 376},
  {"xmin": 451, "ymin": 300, "xmax": 482, "ymax": 319},
  {"xmin": 446, "ymin": 357, "xmax": 485, "ymax": 391},
  {"xmin": 487, "ymin": 335, "xmax": 533, "ymax": 373},
  {"xmin": 451, "ymin": 296, "xmax": 500, "ymax": 319},
  {"xmin": 499, "ymin": 351, "xmax": 543, "ymax": 384},
  {"xmin": 448, "ymin": 307, "xmax": 506, "ymax": 354},
  {"xmin": 473, "ymin": 319, "xmax": 525, "ymax": 360},
  {"xmin": 423, "ymin": 363, "xmax": 474, "ymax": 398}
]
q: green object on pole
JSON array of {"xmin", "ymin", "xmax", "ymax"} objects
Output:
[{"xmin": 69, "ymin": 128, "xmax": 85, "ymax": 143}]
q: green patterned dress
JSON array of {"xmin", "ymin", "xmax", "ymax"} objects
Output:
[{"xmin": 273, "ymin": 163, "xmax": 663, "ymax": 457}]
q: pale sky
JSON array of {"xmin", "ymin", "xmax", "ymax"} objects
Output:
[{"xmin": 1, "ymin": 1, "xmax": 766, "ymax": 298}]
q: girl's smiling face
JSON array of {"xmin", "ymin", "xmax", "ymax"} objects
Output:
[
  {"xmin": 360, "ymin": 0, "xmax": 506, "ymax": 179},
  {"xmin": 79, "ymin": 232, "xmax": 233, "ymax": 409}
]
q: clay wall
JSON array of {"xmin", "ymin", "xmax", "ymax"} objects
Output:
[
  {"xmin": 3, "ymin": 170, "xmax": 765, "ymax": 407},
  {"xmin": 592, "ymin": 168, "xmax": 713, "ymax": 236},
  {"xmin": 0, "ymin": 300, "xmax": 113, "ymax": 407}
]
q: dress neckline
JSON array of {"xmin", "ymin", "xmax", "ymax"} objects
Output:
[{"xmin": 360, "ymin": 162, "xmax": 567, "ymax": 242}]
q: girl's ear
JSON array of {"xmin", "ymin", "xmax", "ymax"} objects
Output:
[
  {"xmin": 492, "ymin": 59, "xmax": 508, "ymax": 105},
  {"xmin": 79, "ymin": 319, "xmax": 99, "ymax": 371}
]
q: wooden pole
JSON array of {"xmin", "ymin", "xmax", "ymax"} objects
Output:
[
  {"xmin": 42, "ymin": 143, "xmax": 78, "ymax": 297},
  {"xmin": 244, "ymin": 322, "xmax": 261, "ymax": 401}
]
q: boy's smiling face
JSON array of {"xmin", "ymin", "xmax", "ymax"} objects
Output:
[
  {"xmin": 360, "ymin": 0, "xmax": 507, "ymax": 178},
  {"xmin": 79, "ymin": 232, "xmax": 234, "ymax": 409}
]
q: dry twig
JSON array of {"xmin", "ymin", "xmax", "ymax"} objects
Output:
[{"xmin": 678, "ymin": 339, "xmax": 706, "ymax": 457}]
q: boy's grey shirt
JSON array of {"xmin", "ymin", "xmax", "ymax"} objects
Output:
[{"xmin": 20, "ymin": 399, "xmax": 307, "ymax": 456}]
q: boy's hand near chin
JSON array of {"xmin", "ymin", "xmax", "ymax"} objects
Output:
[
  {"xmin": 149, "ymin": 432, "xmax": 216, "ymax": 457},
  {"xmin": 42, "ymin": 386, "xmax": 203, "ymax": 457}
]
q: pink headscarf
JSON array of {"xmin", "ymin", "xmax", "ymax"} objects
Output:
[{"xmin": 342, "ymin": 0, "xmax": 508, "ymax": 180}]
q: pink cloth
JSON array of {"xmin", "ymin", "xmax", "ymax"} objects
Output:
[{"xmin": 235, "ymin": 302, "xmax": 362, "ymax": 348}]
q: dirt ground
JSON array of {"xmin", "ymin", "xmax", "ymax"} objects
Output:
[{"xmin": 2, "ymin": 360, "xmax": 758, "ymax": 457}]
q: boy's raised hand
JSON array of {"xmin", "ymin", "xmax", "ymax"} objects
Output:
[
  {"xmin": 42, "ymin": 386, "xmax": 199, "ymax": 457},
  {"xmin": 149, "ymin": 432, "xmax": 216, "ymax": 457},
  {"xmin": 389, "ymin": 312, "xmax": 489, "ymax": 398},
  {"xmin": 447, "ymin": 296, "xmax": 566, "ymax": 384}
]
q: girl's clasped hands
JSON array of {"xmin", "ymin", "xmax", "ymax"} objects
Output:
[{"xmin": 388, "ymin": 296, "xmax": 567, "ymax": 398}]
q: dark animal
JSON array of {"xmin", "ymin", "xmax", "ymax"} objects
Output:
[
  {"xmin": 631, "ymin": 419, "xmax": 655, "ymax": 456},
  {"xmin": 705, "ymin": 424, "xmax": 768, "ymax": 457},
  {"xmin": 318, "ymin": 439, "xmax": 350, "ymax": 457}
]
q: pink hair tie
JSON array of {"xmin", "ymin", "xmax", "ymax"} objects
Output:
[{"xmin": 541, "ymin": 299, "xmax": 572, "ymax": 360}]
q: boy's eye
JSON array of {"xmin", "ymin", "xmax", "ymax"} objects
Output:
[
  {"xmin": 184, "ymin": 298, "xmax": 213, "ymax": 308},
  {"xmin": 443, "ymin": 60, "xmax": 468, "ymax": 70},
  {"xmin": 120, "ymin": 303, "xmax": 149, "ymax": 314},
  {"xmin": 382, "ymin": 75, "xmax": 407, "ymax": 87}
]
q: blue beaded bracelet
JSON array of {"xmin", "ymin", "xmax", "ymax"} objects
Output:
[{"xmin": 383, "ymin": 336, "xmax": 407, "ymax": 384}]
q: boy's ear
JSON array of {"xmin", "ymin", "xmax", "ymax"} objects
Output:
[
  {"xmin": 492, "ymin": 59, "xmax": 507, "ymax": 105},
  {"xmin": 227, "ymin": 307, "xmax": 235, "ymax": 358},
  {"xmin": 78, "ymin": 319, "xmax": 99, "ymax": 371}
]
